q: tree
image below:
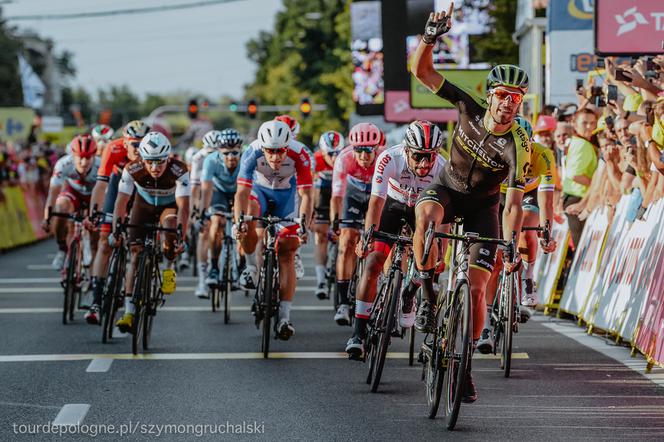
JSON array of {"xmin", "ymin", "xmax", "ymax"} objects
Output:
[
  {"xmin": 97, "ymin": 85, "xmax": 141, "ymax": 128},
  {"xmin": 0, "ymin": 10, "xmax": 23, "ymax": 106},
  {"xmin": 468, "ymin": 0, "xmax": 519, "ymax": 65}
]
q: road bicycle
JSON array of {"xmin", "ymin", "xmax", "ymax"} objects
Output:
[
  {"xmin": 100, "ymin": 218, "xmax": 129, "ymax": 343},
  {"xmin": 208, "ymin": 211, "xmax": 240, "ymax": 324}
]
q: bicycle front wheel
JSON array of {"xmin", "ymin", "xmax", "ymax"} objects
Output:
[
  {"xmin": 62, "ymin": 241, "xmax": 79, "ymax": 324},
  {"xmin": 442, "ymin": 280, "xmax": 472, "ymax": 431},
  {"xmin": 223, "ymin": 243, "xmax": 232, "ymax": 324},
  {"xmin": 371, "ymin": 271, "xmax": 401, "ymax": 393},
  {"xmin": 131, "ymin": 253, "xmax": 150, "ymax": 355},
  {"xmin": 501, "ymin": 273, "xmax": 516, "ymax": 377},
  {"xmin": 261, "ymin": 252, "xmax": 276, "ymax": 359}
]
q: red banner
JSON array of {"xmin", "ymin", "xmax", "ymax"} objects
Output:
[{"xmin": 595, "ymin": 0, "xmax": 664, "ymax": 55}]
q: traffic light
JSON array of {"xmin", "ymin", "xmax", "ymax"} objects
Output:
[
  {"xmin": 300, "ymin": 97, "xmax": 312, "ymax": 119},
  {"xmin": 247, "ymin": 99, "xmax": 258, "ymax": 119},
  {"xmin": 187, "ymin": 99, "xmax": 199, "ymax": 119},
  {"xmin": 229, "ymin": 101, "xmax": 238, "ymax": 112}
]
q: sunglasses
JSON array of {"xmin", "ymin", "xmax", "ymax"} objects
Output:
[
  {"xmin": 408, "ymin": 151, "xmax": 436, "ymax": 163},
  {"xmin": 220, "ymin": 150, "xmax": 241, "ymax": 157},
  {"xmin": 262, "ymin": 147, "xmax": 288, "ymax": 155},
  {"xmin": 144, "ymin": 158, "xmax": 167, "ymax": 166},
  {"xmin": 128, "ymin": 140, "xmax": 141, "ymax": 149},
  {"xmin": 353, "ymin": 146, "xmax": 375, "ymax": 154},
  {"xmin": 491, "ymin": 88, "xmax": 524, "ymax": 104}
]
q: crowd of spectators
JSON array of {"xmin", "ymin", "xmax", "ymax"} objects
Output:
[
  {"xmin": 0, "ymin": 139, "xmax": 59, "ymax": 203},
  {"xmin": 525, "ymin": 54, "xmax": 664, "ymax": 249}
]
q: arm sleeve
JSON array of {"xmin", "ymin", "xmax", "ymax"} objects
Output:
[
  {"xmin": 190, "ymin": 154, "xmax": 203, "ymax": 186},
  {"xmin": 237, "ymin": 147, "xmax": 257, "ymax": 188},
  {"xmin": 96, "ymin": 145, "xmax": 114, "ymax": 181},
  {"xmin": 435, "ymin": 78, "xmax": 486, "ymax": 109},
  {"xmin": 537, "ymin": 147, "xmax": 556, "ymax": 192},
  {"xmin": 295, "ymin": 148, "xmax": 313, "ymax": 189},
  {"xmin": 117, "ymin": 168, "xmax": 135, "ymax": 195},
  {"xmin": 331, "ymin": 153, "xmax": 347, "ymax": 198},
  {"xmin": 175, "ymin": 172, "xmax": 191, "ymax": 198},
  {"xmin": 371, "ymin": 151, "xmax": 394, "ymax": 200},
  {"xmin": 49, "ymin": 158, "xmax": 65, "ymax": 187}
]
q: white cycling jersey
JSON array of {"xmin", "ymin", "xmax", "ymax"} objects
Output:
[
  {"xmin": 50, "ymin": 154, "xmax": 101, "ymax": 196},
  {"xmin": 190, "ymin": 146, "xmax": 215, "ymax": 186},
  {"xmin": 371, "ymin": 144, "xmax": 446, "ymax": 207}
]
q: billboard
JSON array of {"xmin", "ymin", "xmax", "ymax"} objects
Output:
[
  {"xmin": 595, "ymin": 0, "xmax": 664, "ymax": 56},
  {"xmin": 410, "ymin": 69, "xmax": 489, "ymax": 108},
  {"xmin": 351, "ymin": 1, "xmax": 384, "ymax": 115}
]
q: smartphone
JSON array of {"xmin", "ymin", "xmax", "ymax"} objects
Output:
[
  {"xmin": 605, "ymin": 115, "xmax": 614, "ymax": 130},
  {"xmin": 576, "ymin": 79, "xmax": 584, "ymax": 90},
  {"xmin": 615, "ymin": 68, "xmax": 632, "ymax": 82},
  {"xmin": 594, "ymin": 95, "xmax": 606, "ymax": 107},
  {"xmin": 597, "ymin": 58, "xmax": 605, "ymax": 69},
  {"xmin": 607, "ymin": 84, "xmax": 618, "ymax": 102}
]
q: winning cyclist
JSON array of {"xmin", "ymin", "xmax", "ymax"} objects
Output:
[
  {"xmin": 84, "ymin": 120, "xmax": 150, "ymax": 324},
  {"xmin": 112, "ymin": 132, "xmax": 190, "ymax": 333},
  {"xmin": 233, "ymin": 120, "xmax": 313, "ymax": 340},
  {"xmin": 331, "ymin": 122, "xmax": 383, "ymax": 326},
  {"xmin": 312, "ymin": 130, "xmax": 345, "ymax": 299},
  {"xmin": 201, "ymin": 128, "xmax": 243, "ymax": 286},
  {"xmin": 190, "ymin": 130, "xmax": 225, "ymax": 297},
  {"xmin": 43, "ymin": 135, "xmax": 100, "ymax": 270},
  {"xmin": 411, "ymin": 6, "xmax": 530, "ymax": 402},
  {"xmin": 90, "ymin": 124, "xmax": 114, "ymax": 156},
  {"xmin": 346, "ymin": 120, "xmax": 446, "ymax": 359}
]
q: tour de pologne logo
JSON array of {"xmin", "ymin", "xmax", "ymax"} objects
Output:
[{"xmin": 615, "ymin": 7, "xmax": 648, "ymax": 36}]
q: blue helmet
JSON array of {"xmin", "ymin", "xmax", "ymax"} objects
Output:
[{"xmin": 219, "ymin": 128, "xmax": 243, "ymax": 148}]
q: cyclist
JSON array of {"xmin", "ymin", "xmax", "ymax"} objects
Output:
[
  {"xmin": 90, "ymin": 124, "xmax": 114, "ymax": 156},
  {"xmin": 275, "ymin": 114, "xmax": 311, "ymax": 280},
  {"xmin": 233, "ymin": 120, "xmax": 313, "ymax": 340},
  {"xmin": 345, "ymin": 120, "xmax": 446, "ymax": 359},
  {"xmin": 411, "ymin": 8, "xmax": 531, "ymax": 402},
  {"xmin": 190, "ymin": 130, "xmax": 225, "ymax": 297},
  {"xmin": 43, "ymin": 135, "xmax": 101, "ymax": 270},
  {"xmin": 84, "ymin": 120, "xmax": 150, "ymax": 324},
  {"xmin": 312, "ymin": 130, "xmax": 345, "ymax": 299},
  {"xmin": 201, "ymin": 128, "xmax": 243, "ymax": 286},
  {"xmin": 331, "ymin": 122, "xmax": 383, "ymax": 326},
  {"xmin": 112, "ymin": 132, "xmax": 190, "ymax": 333}
]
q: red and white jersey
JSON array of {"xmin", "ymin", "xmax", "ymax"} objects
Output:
[
  {"xmin": 50, "ymin": 154, "xmax": 101, "ymax": 196},
  {"xmin": 372, "ymin": 144, "xmax": 446, "ymax": 207},
  {"xmin": 190, "ymin": 146, "xmax": 215, "ymax": 186},
  {"xmin": 237, "ymin": 139, "xmax": 313, "ymax": 190},
  {"xmin": 331, "ymin": 146, "xmax": 383, "ymax": 198}
]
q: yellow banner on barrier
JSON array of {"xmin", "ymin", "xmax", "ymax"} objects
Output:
[
  {"xmin": 0, "ymin": 107, "xmax": 35, "ymax": 142},
  {"xmin": 0, "ymin": 187, "xmax": 37, "ymax": 249}
]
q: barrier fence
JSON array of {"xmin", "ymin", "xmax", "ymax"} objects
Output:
[
  {"xmin": 0, "ymin": 186, "xmax": 47, "ymax": 251},
  {"xmin": 536, "ymin": 190, "xmax": 664, "ymax": 372}
]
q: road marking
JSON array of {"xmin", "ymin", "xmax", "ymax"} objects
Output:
[
  {"xmin": 0, "ymin": 305, "xmax": 335, "ymax": 314},
  {"xmin": 0, "ymin": 285, "xmax": 319, "ymax": 294},
  {"xmin": 0, "ymin": 352, "xmax": 529, "ymax": 362},
  {"xmin": 0, "ymin": 401, "xmax": 61, "ymax": 410},
  {"xmin": 86, "ymin": 358, "xmax": 113, "ymax": 373},
  {"xmin": 52, "ymin": 404, "xmax": 90, "ymax": 426},
  {"xmin": 27, "ymin": 264, "xmax": 56, "ymax": 270}
]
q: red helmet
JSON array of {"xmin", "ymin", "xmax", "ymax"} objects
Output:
[
  {"xmin": 70, "ymin": 134, "xmax": 97, "ymax": 158},
  {"xmin": 274, "ymin": 115, "xmax": 300, "ymax": 137},
  {"xmin": 348, "ymin": 122, "xmax": 382, "ymax": 147},
  {"xmin": 404, "ymin": 120, "xmax": 444, "ymax": 152}
]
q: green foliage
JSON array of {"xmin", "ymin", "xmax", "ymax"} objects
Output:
[
  {"xmin": 0, "ymin": 12, "xmax": 23, "ymax": 106},
  {"xmin": 469, "ymin": 0, "xmax": 519, "ymax": 66},
  {"xmin": 245, "ymin": 0, "xmax": 352, "ymax": 146}
]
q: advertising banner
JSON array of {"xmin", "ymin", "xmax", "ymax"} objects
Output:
[
  {"xmin": 0, "ymin": 107, "xmax": 35, "ymax": 142},
  {"xmin": 548, "ymin": 0, "xmax": 594, "ymax": 31},
  {"xmin": 595, "ymin": 0, "xmax": 664, "ymax": 55},
  {"xmin": 410, "ymin": 70, "xmax": 489, "ymax": 109},
  {"xmin": 535, "ymin": 219, "xmax": 569, "ymax": 308}
]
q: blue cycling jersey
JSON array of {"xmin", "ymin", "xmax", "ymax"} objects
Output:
[{"xmin": 201, "ymin": 151, "xmax": 240, "ymax": 193}]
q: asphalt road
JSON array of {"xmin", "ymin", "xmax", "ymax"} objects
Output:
[{"xmin": 1, "ymin": 240, "xmax": 663, "ymax": 441}]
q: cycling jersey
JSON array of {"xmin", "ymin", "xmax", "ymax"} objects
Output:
[
  {"xmin": 332, "ymin": 146, "xmax": 382, "ymax": 197},
  {"xmin": 184, "ymin": 146, "xmax": 199, "ymax": 165},
  {"xmin": 201, "ymin": 151, "xmax": 240, "ymax": 194},
  {"xmin": 50, "ymin": 154, "xmax": 100, "ymax": 196},
  {"xmin": 313, "ymin": 150, "xmax": 334, "ymax": 189},
  {"xmin": 190, "ymin": 146, "xmax": 215, "ymax": 186},
  {"xmin": 372, "ymin": 144, "xmax": 446, "ymax": 207},
  {"xmin": 500, "ymin": 142, "xmax": 557, "ymax": 194},
  {"xmin": 97, "ymin": 139, "xmax": 129, "ymax": 181},
  {"xmin": 237, "ymin": 140, "xmax": 313, "ymax": 191},
  {"xmin": 118, "ymin": 158, "xmax": 191, "ymax": 206},
  {"xmin": 431, "ymin": 78, "xmax": 530, "ymax": 196}
]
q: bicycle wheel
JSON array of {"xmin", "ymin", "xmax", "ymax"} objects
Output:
[
  {"xmin": 190, "ymin": 227, "xmax": 198, "ymax": 277},
  {"xmin": 261, "ymin": 252, "xmax": 275, "ymax": 359},
  {"xmin": 62, "ymin": 241, "xmax": 78, "ymax": 324},
  {"xmin": 441, "ymin": 280, "xmax": 472, "ymax": 431},
  {"xmin": 501, "ymin": 273, "xmax": 516, "ymax": 378},
  {"xmin": 223, "ymin": 246, "xmax": 231, "ymax": 324},
  {"xmin": 425, "ymin": 329, "xmax": 444, "ymax": 419},
  {"xmin": 143, "ymin": 262, "xmax": 158, "ymax": 351},
  {"xmin": 131, "ymin": 253, "xmax": 150, "ymax": 355},
  {"xmin": 371, "ymin": 271, "xmax": 401, "ymax": 393},
  {"xmin": 102, "ymin": 248, "xmax": 125, "ymax": 343},
  {"xmin": 365, "ymin": 279, "xmax": 386, "ymax": 385}
]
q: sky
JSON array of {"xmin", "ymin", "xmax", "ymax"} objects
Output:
[{"xmin": 3, "ymin": 0, "xmax": 283, "ymax": 99}]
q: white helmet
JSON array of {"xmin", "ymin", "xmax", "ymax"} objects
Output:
[
  {"xmin": 202, "ymin": 130, "xmax": 223, "ymax": 149},
  {"xmin": 257, "ymin": 120, "xmax": 291, "ymax": 149},
  {"xmin": 139, "ymin": 131, "xmax": 171, "ymax": 160}
]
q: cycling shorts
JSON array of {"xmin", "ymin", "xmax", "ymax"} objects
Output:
[
  {"xmin": 314, "ymin": 186, "xmax": 332, "ymax": 224},
  {"xmin": 340, "ymin": 184, "xmax": 369, "ymax": 229},
  {"xmin": 250, "ymin": 185, "xmax": 297, "ymax": 223},
  {"xmin": 417, "ymin": 183, "xmax": 500, "ymax": 273},
  {"xmin": 59, "ymin": 182, "xmax": 90, "ymax": 213},
  {"xmin": 127, "ymin": 194, "xmax": 177, "ymax": 249},
  {"xmin": 522, "ymin": 189, "xmax": 539, "ymax": 214},
  {"xmin": 207, "ymin": 190, "xmax": 235, "ymax": 216},
  {"xmin": 374, "ymin": 197, "xmax": 415, "ymax": 255},
  {"xmin": 101, "ymin": 172, "xmax": 121, "ymax": 233}
]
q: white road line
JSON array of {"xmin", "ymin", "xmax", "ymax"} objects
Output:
[
  {"xmin": 0, "ymin": 305, "xmax": 335, "ymax": 313},
  {"xmin": 0, "ymin": 401, "xmax": 61, "ymax": 410},
  {"xmin": 0, "ymin": 352, "xmax": 529, "ymax": 362},
  {"xmin": 52, "ymin": 403, "xmax": 90, "ymax": 426},
  {"xmin": 26, "ymin": 264, "xmax": 55, "ymax": 270},
  {"xmin": 86, "ymin": 358, "xmax": 113, "ymax": 373}
]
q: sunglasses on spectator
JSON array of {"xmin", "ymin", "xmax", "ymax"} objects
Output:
[
  {"xmin": 408, "ymin": 150, "xmax": 436, "ymax": 163},
  {"xmin": 490, "ymin": 88, "xmax": 524, "ymax": 104},
  {"xmin": 353, "ymin": 146, "xmax": 375, "ymax": 154},
  {"xmin": 262, "ymin": 147, "xmax": 288, "ymax": 155},
  {"xmin": 220, "ymin": 150, "xmax": 241, "ymax": 157}
]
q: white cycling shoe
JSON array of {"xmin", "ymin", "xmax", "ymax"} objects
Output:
[
  {"xmin": 51, "ymin": 250, "xmax": 65, "ymax": 270},
  {"xmin": 239, "ymin": 265, "xmax": 258, "ymax": 290}
]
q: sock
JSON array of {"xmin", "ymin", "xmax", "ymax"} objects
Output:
[
  {"xmin": 483, "ymin": 304, "xmax": 492, "ymax": 329},
  {"xmin": 197, "ymin": 262, "xmax": 207, "ymax": 281},
  {"xmin": 91, "ymin": 277, "xmax": 106, "ymax": 305},
  {"xmin": 524, "ymin": 260, "xmax": 535, "ymax": 280},
  {"xmin": 279, "ymin": 300, "xmax": 292, "ymax": 322},
  {"xmin": 210, "ymin": 258, "xmax": 219, "ymax": 271},
  {"xmin": 354, "ymin": 299, "xmax": 372, "ymax": 339},
  {"xmin": 419, "ymin": 269, "xmax": 436, "ymax": 305},
  {"xmin": 245, "ymin": 250, "xmax": 257, "ymax": 268},
  {"xmin": 315, "ymin": 265, "xmax": 326, "ymax": 285},
  {"xmin": 124, "ymin": 297, "xmax": 135, "ymax": 315},
  {"xmin": 337, "ymin": 280, "xmax": 350, "ymax": 305}
]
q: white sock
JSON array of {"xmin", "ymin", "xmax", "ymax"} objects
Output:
[
  {"xmin": 197, "ymin": 262, "xmax": 207, "ymax": 280},
  {"xmin": 279, "ymin": 301, "xmax": 292, "ymax": 322},
  {"xmin": 315, "ymin": 265, "xmax": 326, "ymax": 285},
  {"xmin": 524, "ymin": 261, "xmax": 535, "ymax": 280},
  {"xmin": 245, "ymin": 250, "xmax": 257, "ymax": 269},
  {"xmin": 124, "ymin": 297, "xmax": 135, "ymax": 315}
]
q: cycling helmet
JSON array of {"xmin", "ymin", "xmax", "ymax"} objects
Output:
[
  {"xmin": 139, "ymin": 132, "xmax": 171, "ymax": 160},
  {"xmin": 487, "ymin": 64, "xmax": 529, "ymax": 94},
  {"xmin": 202, "ymin": 130, "xmax": 224, "ymax": 149},
  {"xmin": 404, "ymin": 120, "xmax": 444, "ymax": 152},
  {"xmin": 258, "ymin": 120, "xmax": 291, "ymax": 149},
  {"xmin": 274, "ymin": 115, "xmax": 301, "ymax": 138},
  {"xmin": 70, "ymin": 134, "xmax": 97, "ymax": 158},
  {"xmin": 348, "ymin": 122, "xmax": 382, "ymax": 147},
  {"xmin": 219, "ymin": 128, "xmax": 243, "ymax": 148},
  {"xmin": 91, "ymin": 124, "xmax": 114, "ymax": 142},
  {"xmin": 378, "ymin": 129, "xmax": 386, "ymax": 148},
  {"xmin": 514, "ymin": 115, "xmax": 533, "ymax": 139},
  {"xmin": 123, "ymin": 120, "xmax": 151, "ymax": 139},
  {"xmin": 533, "ymin": 115, "xmax": 557, "ymax": 134},
  {"xmin": 318, "ymin": 131, "xmax": 345, "ymax": 154}
]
